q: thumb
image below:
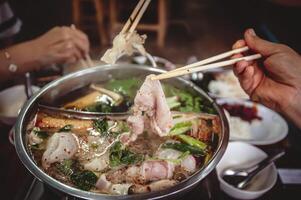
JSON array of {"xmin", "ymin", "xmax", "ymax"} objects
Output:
[{"xmin": 244, "ymin": 29, "xmax": 280, "ymax": 56}]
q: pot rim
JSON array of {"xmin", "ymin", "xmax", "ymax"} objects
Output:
[{"xmin": 14, "ymin": 64, "xmax": 229, "ymax": 200}]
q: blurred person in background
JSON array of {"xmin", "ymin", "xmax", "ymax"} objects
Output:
[
  {"xmin": 0, "ymin": 1, "xmax": 90, "ymax": 82},
  {"xmin": 232, "ymin": 28, "xmax": 301, "ymax": 128},
  {"xmin": 0, "ymin": 26, "xmax": 90, "ymax": 82}
]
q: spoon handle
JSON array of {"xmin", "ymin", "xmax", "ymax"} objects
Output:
[
  {"xmin": 25, "ymin": 72, "xmax": 33, "ymax": 99},
  {"xmin": 237, "ymin": 150, "xmax": 285, "ymax": 189}
]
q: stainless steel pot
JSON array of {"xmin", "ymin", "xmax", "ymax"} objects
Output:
[{"xmin": 14, "ymin": 64, "xmax": 229, "ymax": 200}]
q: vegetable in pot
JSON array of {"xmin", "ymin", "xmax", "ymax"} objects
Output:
[
  {"xmin": 109, "ymin": 142, "xmax": 143, "ymax": 167},
  {"xmin": 70, "ymin": 170, "xmax": 98, "ymax": 191},
  {"xmin": 176, "ymin": 134, "xmax": 207, "ymax": 151},
  {"xmin": 162, "ymin": 142, "xmax": 205, "ymax": 156},
  {"xmin": 56, "ymin": 159, "xmax": 74, "ymax": 176},
  {"xmin": 169, "ymin": 121, "xmax": 192, "ymax": 136},
  {"xmin": 164, "ymin": 86, "xmax": 216, "ymax": 114},
  {"xmin": 93, "ymin": 119, "xmax": 109, "ymax": 136},
  {"xmin": 105, "ymin": 78, "xmax": 142, "ymax": 98}
]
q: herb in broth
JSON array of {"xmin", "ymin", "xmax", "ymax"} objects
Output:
[
  {"xmin": 56, "ymin": 159, "xmax": 75, "ymax": 176},
  {"xmin": 70, "ymin": 170, "xmax": 98, "ymax": 191},
  {"xmin": 109, "ymin": 142, "xmax": 144, "ymax": 167},
  {"xmin": 93, "ymin": 119, "xmax": 109, "ymax": 136}
]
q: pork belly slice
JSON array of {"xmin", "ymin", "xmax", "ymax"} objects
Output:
[
  {"xmin": 126, "ymin": 75, "xmax": 173, "ymax": 142},
  {"xmin": 106, "ymin": 160, "xmax": 175, "ymax": 185},
  {"xmin": 42, "ymin": 132, "xmax": 78, "ymax": 169}
]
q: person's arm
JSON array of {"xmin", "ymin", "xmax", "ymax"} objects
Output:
[
  {"xmin": 232, "ymin": 28, "xmax": 301, "ymax": 128},
  {"xmin": 0, "ymin": 26, "xmax": 90, "ymax": 81},
  {"xmin": 0, "ymin": 40, "xmax": 41, "ymax": 79}
]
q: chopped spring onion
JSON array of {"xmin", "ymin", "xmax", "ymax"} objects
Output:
[{"xmin": 176, "ymin": 134, "xmax": 207, "ymax": 151}]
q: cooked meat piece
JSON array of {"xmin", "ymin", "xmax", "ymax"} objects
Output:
[
  {"xmin": 42, "ymin": 132, "xmax": 78, "ymax": 169},
  {"xmin": 126, "ymin": 75, "xmax": 173, "ymax": 143}
]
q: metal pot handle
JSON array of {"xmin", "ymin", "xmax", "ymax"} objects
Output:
[{"xmin": 9, "ymin": 126, "xmax": 15, "ymax": 146}]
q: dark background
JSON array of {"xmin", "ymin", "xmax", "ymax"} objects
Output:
[{"xmin": 7, "ymin": 0, "xmax": 301, "ymax": 57}]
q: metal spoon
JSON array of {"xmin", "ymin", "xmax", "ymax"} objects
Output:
[
  {"xmin": 25, "ymin": 72, "xmax": 33, "ymax": 99},
  {"xmin": 221, "ymin": 150, "xmax": 285, "ymax": 189}
]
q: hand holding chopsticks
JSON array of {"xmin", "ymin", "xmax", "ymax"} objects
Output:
[
  {"xmin": 70, "ymin": 24, "xmax": 95, "ymax": 67},
  {"xmin": 151, "ymin": 47, "xmax": 262, "ymax": 80}
]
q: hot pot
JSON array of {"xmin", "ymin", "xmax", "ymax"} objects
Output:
[{"xmin": 14, "ymin": 64, "xmax": 229, "ymax": 200}]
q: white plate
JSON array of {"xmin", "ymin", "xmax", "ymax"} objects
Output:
[
  {"xmin": 0, "ymin": 85, "xmax": 39, "ymax": 125},
  {"xmin": 217, "ymin": 98, "xmax": 288, "ymax": 145},
  {"xmin": 216, "ymin": 142, "xmax": 278, "ymax": 199}
]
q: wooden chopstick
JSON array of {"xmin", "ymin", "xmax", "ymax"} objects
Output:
[
  {"xmin": 127, "ymin": 0, "xmax": 151, "ymax": 35},
  {"xmin": 121, "ymin": 0, "xmax": 146, "ymax": 34},
  {"xmin": 151, "ymin": 54, "xmax": 262, "ymax": 81},
  {"xmin": 172, "ymin": 46, "xmax": 249, "ymax": 72}
]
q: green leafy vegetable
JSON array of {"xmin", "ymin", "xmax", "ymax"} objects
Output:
[
  {"xmin": 32, "ymin": 127, "xmax": 49, "ymax": 139},
  {"xmin": 169, "ymin": 121, "xmax": 192, "ymax": 136},
  {"xmin": 56, "ymin": 159, "xmax": 74, "ymax": 176},
  {"xmin": 93, "ymin": 119, "xmax": 109, "ymax": 136},
  {"xmin": 163, "ymin": 85, "xmax": 217, "ymax": 114},
  {"xmin": 176, "ymin": 134, "xmax": 207, "ymax": 151},
  {"xmin": 105, "ymin": 78, "xmax": 142, "ymax": 98},
  {"xmin": 109, "ymin": 142, "xmax": 143, "ymax": 167},
  {"xmin": 59, "ymin": 124, "xmax": 73, "ymax": 132},
  {"xmin": 162, "ymin": 142, "xmax": 205, "ymax": 156},
  {"xmin": 70, "ymin": 170, "xmax": 97, "ymax": 191}
]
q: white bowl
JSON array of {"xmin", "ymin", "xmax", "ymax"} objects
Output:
[
  {"xmin": 0, "ymin": 85, "xmax": 39, "ymax": 125},
  {"xmin": 216, "ymin": 142, "xmax": 278, "ymax": 199},
  {"xmin": 216, "ymin": 98, "xmax": 288, "ymax": 145}
]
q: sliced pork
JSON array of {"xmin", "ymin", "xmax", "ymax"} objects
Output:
[
  {"xmin": 126, "ymin": 75, "xmax": 173, "ymax": 142},
  {"xmin": 42, "ymin": 132, "xmax": 78, "ymax": 169},
  {"xmin": 101, "ymin": 31, "xmax": 147, "ymax": 64},
  {"xmin": 84, "ymin": 153, "xmax": 109, "ymax": 172},
  {"xmin": 106, "ymin": 160, "xmax": 175, "ymax": 185}
]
